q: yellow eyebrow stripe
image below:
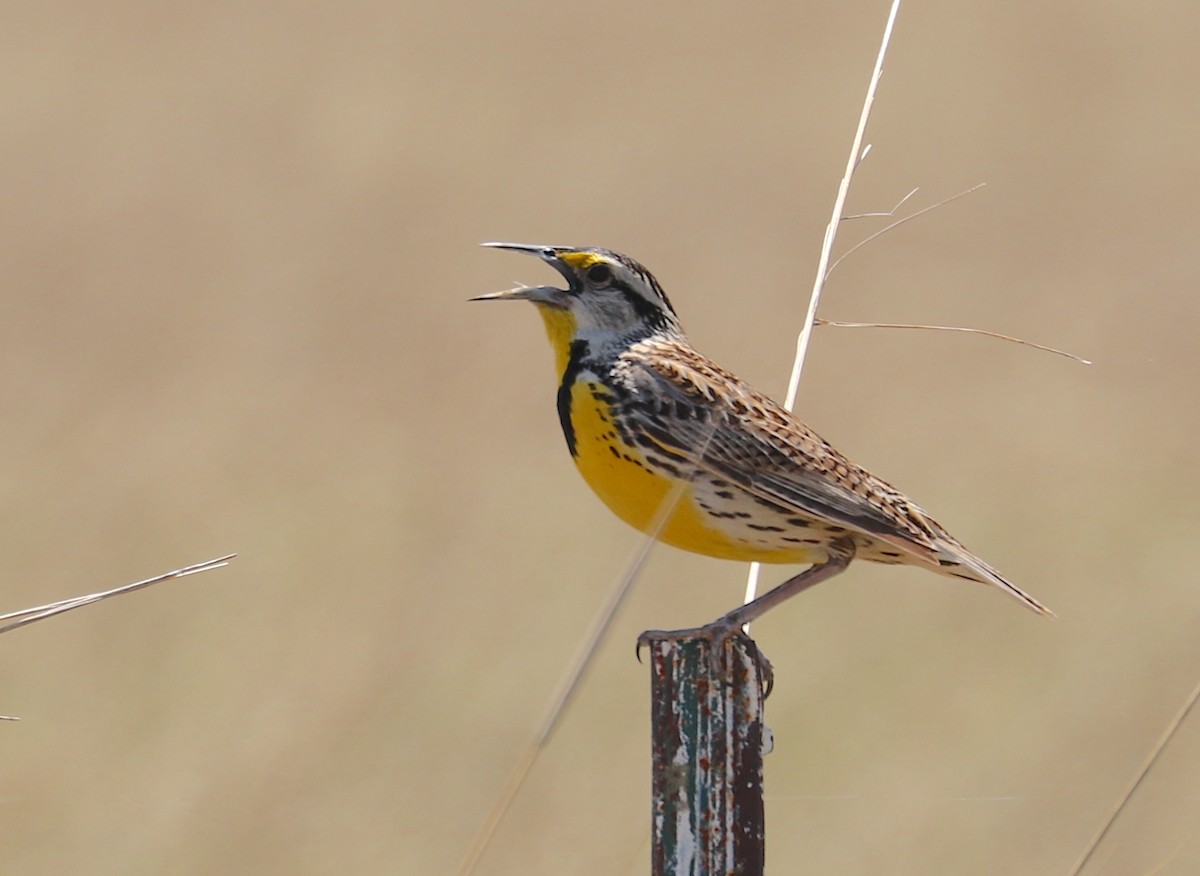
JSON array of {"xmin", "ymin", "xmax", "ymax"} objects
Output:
[{"xmin": 558, "ymin": 251, "xmax": 604, "ymax": 271}]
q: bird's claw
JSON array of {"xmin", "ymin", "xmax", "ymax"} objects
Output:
[{"xmin": 636, "ymin": 621, "xmax": 774, "ymax": 696}]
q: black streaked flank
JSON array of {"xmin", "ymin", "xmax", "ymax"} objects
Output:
[{"xmin": 643, "ymin": 456, "xmax": 682, "ymax": 478}]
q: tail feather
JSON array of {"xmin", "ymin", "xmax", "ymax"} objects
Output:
[{"xmin": 935, "ymin": 548, "xmax": 1055, "ymax": 617}]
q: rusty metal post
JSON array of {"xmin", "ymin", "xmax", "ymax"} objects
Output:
[{"xmin": 646, "ymin": 634, "xmax": 769, "ymax": 876}]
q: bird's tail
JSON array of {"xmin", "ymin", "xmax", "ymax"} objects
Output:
[{"xmin": 934, "ymin": 547, "xmax": 1055, "ymax": 617}]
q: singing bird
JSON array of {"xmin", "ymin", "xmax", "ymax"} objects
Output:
[{"xmin": 473, "ymin": 243, "xmax": 1051, "ymax": 642}]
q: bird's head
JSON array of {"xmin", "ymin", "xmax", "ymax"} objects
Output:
[{"xmin": 473, "ymin": 243, "xmax": 681, "ymax": 353}]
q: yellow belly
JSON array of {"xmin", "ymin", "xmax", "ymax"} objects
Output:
[{"xmin": 567, "ymin": 382, "xmax": 821, "ymax": 564}]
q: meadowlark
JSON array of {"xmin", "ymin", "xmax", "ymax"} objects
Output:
[{"xmin": 473, "ymin": 243, "xmax": 1052, "ymax": 641}]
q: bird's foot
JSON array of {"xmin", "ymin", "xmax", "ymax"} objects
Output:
[{"xmin": 637, "ymin": 619, "xmax": 773, "ymax": 696}]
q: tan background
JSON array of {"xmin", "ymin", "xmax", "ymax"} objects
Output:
[{"xmin": 2, "ymin": 1, "xmax": 1197, "ymax": 873}]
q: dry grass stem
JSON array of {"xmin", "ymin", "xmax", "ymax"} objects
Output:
[
  {"xmin": 1065, "ymin": 678, "xmax": 1200, "ymax": 876},
  {"xmin": 0, "ymin": 554, "xmax": 236, "ymax": 636},
  {"xmin": 842, "ymin": 186, "xmax": 920, "ymax": 220},
  {"xmin": 744, "ymin": 0, "xmax": 904, "ymax": 612},
  {"xmin": 827, "ymin": 183, "xmax": 986, "ymax": 276},
  {"xmin": 816, "ymin": 319, "xmax": 1093, "ymax": 365}
]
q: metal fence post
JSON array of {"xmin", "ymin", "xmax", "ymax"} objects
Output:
[{"xmin": 646, "ymin": 634, "xmax": 769, "ymax": 875}]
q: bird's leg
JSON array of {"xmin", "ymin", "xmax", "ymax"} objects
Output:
[
  {"xmin": 638, "ymin": 538, "xmax": 856, "ymax": 677},
  {"xmin": 716, "ymin": 536, "xmax": 856, "ymax": 632}
]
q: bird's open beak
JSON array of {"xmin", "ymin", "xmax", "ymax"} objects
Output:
[
  {"xmin": 468, "ymin": 284, "xmax": 563, "ymax": 304},
  {"xmin": 470, "ymin": 242, "xmax": 578, "ymax": 305}
]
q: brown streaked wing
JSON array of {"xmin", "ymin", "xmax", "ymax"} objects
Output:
[
  {"xmin": 616, "ymin": 337, "xmax": 1054, "ymax": 616},
  {"xmin": 617, "ymin": 338, "xmax": 945, "ymax": 555}
]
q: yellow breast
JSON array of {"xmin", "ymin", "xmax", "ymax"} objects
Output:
[
  {"xmin": 531, "ymin": 301, "xmax": 820, "ymax": 564},
  {"xmin": 566, "ymin": 381, "xmax": 820, "ymax": 564}
]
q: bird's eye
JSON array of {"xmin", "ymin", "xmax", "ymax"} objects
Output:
[{"xmin": 587, "ymin": 264, "xmax": 613, "ymax": 285}]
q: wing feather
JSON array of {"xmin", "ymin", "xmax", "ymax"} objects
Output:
[{"xmin": 618, "ymin": 341, "xmax": 939, "ymax": 549}]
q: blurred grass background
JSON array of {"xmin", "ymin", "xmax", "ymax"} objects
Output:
[{"xmin": 1, "ymin": 1, "xmax": 1197, "ymax": 873}]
